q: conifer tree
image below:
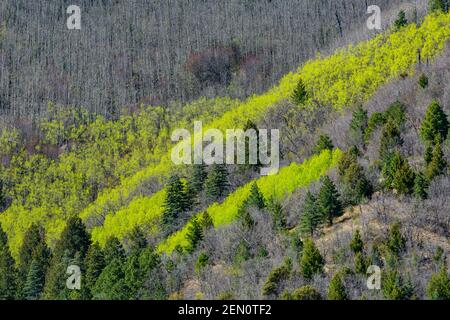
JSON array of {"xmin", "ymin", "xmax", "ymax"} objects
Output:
[
  {"xmin": 413, "ymin": 172, "xmax": 429, "ymax": 200},
  {"xmin": 127, "ymin": 227, "xmax": 147, "ymax": 254},
  {"xmin": 426, "ymin": 141, "xmax": 447, "ymax": 180},
  {"xmin": 163, "ymin": 175, "xmax": 189, "ymax": 228},
  {"xmin": 92, "ymin": 258, "xmax": 128, "ymax": 300},
  {"xmin": 185, "ymin": 217, "xmax": 203, "ymax": 254},
  {"xmin": 290, "ymin": 285, "xmax": 322, "ymax": 300},
  {"xmin": 188, "ymin": 163, "xmax": 207, "ymax": 198},
  {"xmin": 205, "ymin": 164, "xmax": 229, "ymax": 201},
  {"xmin": 392, "ymin": 160, "xmax": 415, "ymax": 195},
  {"xmin": 53, "ymin": 217, "xmax": 91, "ymax": 260},
  {"xmin": 427, "ymin": 267, "xmax": 450, "ymax": 300},
  {"xmin": 354, "ymin": 252, "xmax": 368, "ymax": 274},
  {"xmin": 267, "ymin": 197, "xmax": 286, "ymax": 231},
  {"xmin": 328, "ymin": 273, "xmax": 348, "ymax": 300},
  {"xmin": 420, "ymin": 100, "xmax": 449, "ymax": 143},
  {"xmin": 291, "ymin": 79, "xmax": 308, "ymax": 105},
  {"xmin": 314, "ymin": 135, "xmax": 334, "ymax": 155},
  {"xmin": 418, "ymin": 73, "xmax": 429, "ymax": 88},
  {"xmin": 299, "ymin": 191, "xmax": 321, "ymax": 236},
  {"xmin": 394, "ymin": 10, "xmax": 408, "ymax": 30},
  {"xmin": 429, "ymin": 0, "xmax": 449, "ymax": 13},
  {"xmin": 103, "ymin": 237, "xmax": 126, "ymax": 265},
  {"xmin": 382, "ymin": 269, "xmax": 413, "ymax": 300},
  {"xmin": 350, "ymin": 230, "xmax": 364, "ymax": 254},
  {"xmin": 387, "ymin": 223, "xmax": 406, "ymax": 257},
  {"xmin": 0, "ymin": 227, "xmax": 16, "ymax": 300},
  {"xmin": 237, "ymin": 200, "xmax": 254, "ymax": 230},
  {"xmin": 317, "ymin": 176, "xmax": 343, "ymax": 225},
  {"xmin": 199, "ymin": 210, "xmax": 214, "ymax": 231},
  {"xmin": 341, "ymin": 162, "xmax": 373, "ymax": 205},
  {"xmin": 23, "ymin": 259, "xmax": 45, "ymax": 300},
  {"xmin": 84, "ymin": 243, "xmax": 106, "ymax": 297},
  {"xmin": 247, "ymin": 182, "xmax": 265, "ymax": 209},
  {"xmin": 379, "ymin": 120, "xmax": 403, "ymax": 169},
  {"xmin": 300, "ymin": 238, "xmax": 325, "ymax": 280},
  {"xmin": 349, "ymin": 106, "xmax": 368, "ymax": 145}
]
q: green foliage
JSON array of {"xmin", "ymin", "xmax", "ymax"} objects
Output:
[
  {"xmin": 413, "ymin": 172, "xmax": 429, "ymax": 200},
  {"xmin": 247, "ymin": 182, "xmax": 266, "ymax": 209},
  {"xmin": 290, "ymin": 285, "xmax": 322, "ymax": 300},
  {"xmin": 418, "ymin": 73, "xmax": 429, "ymax": 88},
  {"xmin": 299, "ymin": 191, "xmax": 321, "ymax": 236},
  {"xmin": 394, "ymin": 11, "xmax": 408, "ymax": 30},
  {"xmin": 420, "ymin": 100, "xmax": 449, "ymax": 143},
  {"xmin": 188, "ymin": 163, "xmax": 208, "ymax": 198},
  {"xmin": 350, "ymin": 230, "xmax": 364, "ymax": 254},
  {"xmin": 84, "ymin": 243, "xmax": 106, "ymax": 297},
  {"xmin": 392, "ymin": 159, "xmax": 416, "ymax": 195},
  {"xmin": 262, "ymin": 258, "xmax": 292, "ymax": 297},
  {"xmin": 103, "ymin": 237, "xmax": 126, "ymax": 265},
  {"xmin": 195, "ymin": 252, "xmax": 209, "ymax": 274},
  {"xmin": 314, "ymin": 135, "xmax": 334, "ymax": 155},
  {"xmin": 267, "ymin": 197, "xmax": 286, "ymax": 231},
  {"xmin": 300, "ymin": 238, "xmax": 325, "ymax": 280},
  {"xmin": 0, "ymin": 227, "xmax": 17, "ymax": 300},
  {"xmin": 185, "ymin": 217, "xmax": 204, "ymax": 254},
  {"xmin": 350, "ymin": 106, "xmax": 369, "ymax": 145},
  {"xmin": 354, "ymin": 252, "xmax": 369, "ymax": 274},
  {"xmin": 126, "ymin": 227, "xmax": 147, "ymax": 254},
  {"xmin": 341, "ymin": 161, "xmax": 373, "ymax": 206},
  {"xmin": 92, "ymin": 258, "xmax": 128, "ymax": 300},
  {"xmin": 233, "ymin": 240, "xmax": 251, "ymax": 267},
  {"xmin": 291, "ymin": 78, "xmax": 308, "ymax": 106},
  {"xmin": 23, "ymin": 259, "xmax": 45, "ymax": 300},
  {"xmin": 53, "ymin": 217, "xmax": 91, "ymax": 260},
  {"xmin": 427, "ymin": 267, "xmax": 450, "ymax": 300},
  {"xmin": 328, "ymin": 272, "xmax": 348, "ymax": 300},
  {"xmin": 382, "ymin": 269, "xmax": 414, "ymax": 300},
  {"xmin": 429, "ymin": 0, "xmax": 449, "ymax": 13},
  {"xmin": 317, "ymin": 176, "xmax": 343, "ymax": 225},
  {"xmin": 426, "ymin": 141, "xmax": 448, "ymax": 180},
  {"xmin": 387, "ymin": 223, "xmax": 406, "ymax": 257},
  {"xmin": 163, "ymin": 175, "xmax": 190, "ymax": 229},
  {"xmin": 205, "ymin": 164, "xmax": 229, "ymax": 202},
  {"xmin": 199, "ymin": 211, "xmax": 214, "ymax": 231}
]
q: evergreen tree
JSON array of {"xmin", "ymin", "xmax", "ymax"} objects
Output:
[
  {"xmin": 23, "ymin": 259, "xmax": 45, "ymax": 300},
  {"xmin": 427, "ymin": 267, "xmax": 450, "ymax": 300},
  {"xmin": 328, "ymin": 273, "xmax": 348, "ymax": 300},
  {"xmin": 205, "ymin": 164, "xmax": 229, "ymax": 201},
  {"xmin": 418, "ymin": 73, "xmax": 429, "ymax": 88},
  {"xmin": 429, "ymin": 0, "xmax": 449, "ymax": 13},
  {"xmin": 247, "ymin": 182, "xmax": 265, "ymax": 209},
  {"xmin": 300, "ymin": 238, "xmax": 325, "ymax": 280},
  {"xmin": 394, "ymin": 10, "xmax": 408, "ymax": 30},
  {"xmin": 103, "ymin": 237, "xmax": 126, "ymax": 265},
  {"xmin": 0, "ymin": 227, "xmax": 16, "ymax": 300},
  {"xmin": 426, "ymin": 141, "xmax": 447, "ymax": 180},
  {"xmin": 420, "ymin": 100, "xmax": 449, "ymax": 143},
  {"xmin": 354, "ymin": 252, "xmax": 369, "ymax": 274},
  {"xmin": 392, "ymin": 160, "xmax": 415, "ymax": 195},
  {"xmin": 291, "ymin": 78, "xmax": 308, "ymax": 105},
  {"xmin": 195, "ymin": 252, "xmax": 209, "ymax": 274},
  {"xmin": 199, "ymin": 210, "xmax": 214, "ymax": 231},
  {"xmin": 317, "ymin": 176, "xmax": 343, "ymax": 225},
  {"xmin": 240, "ymin": 120, "xmax": 261, "ymax": 172},
  {"xmin": 290, "ymin": 285, "xmax": 322, "ymax": 300},
  {"xmin": 314, "ymin": 135, "xmax": 334, "ymax": 154},
  {"xmin": 349, "ymin": 106, "xmax": 368, "ymax": 145},
  {"xmin": 126, "ymin": 226, "xmax": 147, "ymax": 254},
  {"xmin": 185, "ymin": 217, "xmax": 203, "ymax": 254},
  {"xmin": 187, "ymin": 163, "xmax": 207, "ymax": 198},
  {"xmin": 267, "ymin": 197, "xmax": 286, "ymax": 231},
  {"xmin": 350, "ymin": 230, "xmax": 364, "ymax": 254},
  {"xmin": 382, "ymin": 269, "xmax": 413, "ymax": 300},
  {"xmin": 84, "ymin": 243, "xmax": 106, "ymax": 298},
  {"xmin": 43, "ymin": 252, "xmax": 78, "ymax": 300},
  {"xmin": 262, "ymin": 258, "xmax": 292, "ymax": 297},
  {"xmin": 163, "ymin": 175, "xmax": 189, "ymax": 228},
  {"xmin": 387, "ymin": 223, "xmax": 406, "ymax": 257},
  {"xmin": 237, "ymin": 200, "xmax": 254, "ymax": 229},
  {"xmin": 299, "ymin": 191, "xmax": 321, "ymax": 236},
  {"xmin": 413, "ymin": 172, "xmax": 429, "ymax": 200},
  {"xmin": 53, "ymin": 217, "xmax": 91, "ymax": 260},
  {"xmin": 341, "ymin": 162, "xmax": 373, "ymax": 205},
  {"xmin": 92, "ymin": 258, "xmax": 128, "ymax": 300},
  {"xmin": 379, "ymin": 120, "xmax": 403, "ymax": 169}
]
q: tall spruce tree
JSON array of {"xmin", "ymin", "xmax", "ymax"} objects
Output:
[
  {"xmin": 103, "ymin": 237, "xmax": 126, "ymax": 265},
  {"xmin": 413, "ymin": 172, "xmax": 429, "ymax": 200},
  {"xmin": 420, "ymin": 100, "xmax": 449, "ymax": 143},
  {"xmin": 328, "ymin": 272, "xmax": 348, "ymax": 300},
  {"xmin": 349, "ymin": 106, "xmax": 368, "ymax": 145},
  {"xmin": 300, "ymin": 238, "xmax": 325, "ymax": 280},
  {"xmin": 53, "ymin": 217, "xmax": 91, "ymax": 260},
  {"xmin": 426, "ymin": 141, "xmax": 447, "ymax": 180},
  {"xmin": 299, "ymin": 191, "xmax": 321, "ymax": 236},
  {"xmin": 205, "ymin": 164, "xmax": 229, "ymax": 201},
  {"xmin": 185, "ymin": 217, "xmax": 204, "ymax": 254},
  {"xmin": 0, "ymin": 227, "xmax": 17, "ymax": 299},
  {"xmin": 247, "ymin": 182, "xmax": 266, "ymax": 209},
  {"xmin": 394, "ymin": 10, "xmax": 408, "ymax": 30},
  {"xmin": 317, "ymin": 176, "xmax": 343, "ymax": 225},
  {"xmin": 84, "ymin": 243, "xmax": 106, "ymax": 298},
  {"xmin": 23, "ymin": 259, "xmax": 45, "ymax": 300},
  {"xmin": 291, "ymin": 79, "xmax": 308, "ymax": 105},
  {"xmin": 163, "ymin": 175, "xmax": 189, "ymax": 228}
]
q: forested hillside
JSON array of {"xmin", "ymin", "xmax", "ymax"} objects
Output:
[{"xmin": 0, "ymin": 1, "xmax": 449, "ymax": 301}]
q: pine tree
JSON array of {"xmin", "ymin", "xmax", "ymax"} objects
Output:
[
  {"xmin": 341, "ymin": 162, "xmax": 373, "ymax": 205},
  {"xmin": 426, "ymin": 141, "xmax": 447, "ymax": 180},
  {"xmin": 413, "ymin": 172, "xmax": 429, "ymax": 200},
  {"xmin": 394, "ymin": 10, "xmax": 408, "ymax": 30},
  {"xmin": 392, "ymin": 160, "xmax": 415, "ymax": 195},
  {"xmin": 290, "ymin": 285, "xmax": 322, "ymax": 300},
  {"xmin": 237, "ymin": 200, "xmax": 254, "ymax": 229},
  {"xmin": 267, "ymin": 197, "xmax": 286, "ymax": 231},
  {"xmin": 418, "ymin": 73, "xmax": 429, "ymax": 88},
  {"xmin": 103, "ymin": 237, "xmax": 126, "ymax": 265},
  {"xmin": 205, "ymin": 164, "xmax": 229, "ymax": 201},
  {"xmin": 354, "ymin": 252, "xmax": 368, "ymax": 274},
  {"xmin": 23, "ymin": 259, "xmax": 45, "ymax": 300},
  {"xmin": 328, "ymin": 273, "xmax": 348, "ymax": 300},
  {"xmin": 163, "ymin": 175, "xmax": 189, "ymax": 228},
  {"xmin": 387, "ymin": 223, "xmax": 406, "ymax": 257},
  {"xmin": 188, "ymin": 163, "xmax": 207, "ymax": 197},
  {"xmin": 427, "ymin": 267, "xmax": 450, "ymax": 300},
  {"xmin": 199, "ymin": 210, "xmax": 214, "ymax": 231},
  {"xmin": 314, "ymin": 135, "xmax": 334, "ymax": 154},
  {"xmin": 247, "ymin": 182, "xmax": 265, "ymax": 209},
  {"xmin": 92, "ymin": 258, "xmax": 128, "ymax": 300},
  {"xmin": 126, "ymin": 227, "xmax": 147, "ymax": 254},
  {"xmin": 350, "ymin": 230, "xmax": 364, "ymax": 254},
  {"xmin": 291, "ymin": 79, "xmax": 308, "ymax": 105},
  {"xmin": 0, "ymin": 227, "xmax": 17, "ymax": 300},
  {"xmin": 185, "ymin": 217, "xmax": 203, "ymax": 254},
  {"xmin": 349, "ymin": 106, "xmax": 368, "ymax": 145},
  {"xmin": 299, "ymin": 191, "xmax": 321, "ymax": 236},
  {"xmin": 195, "ymin": 252, "xmax": 209, "ymax": 274},
  {"xmin": 300, "ymin": 238, "xmax": 325, "ymax": 280},
  {"xmin": 241, "ymin": 120, "xmax": 261, "ymax": 172},
  {"xmin": 420, "ymin": 100, "xmax": 449, "ymax": 143},
  {"xmin": 379, "ymin": 120, "xmax": 403, "ymax": 169},
  {"xmin": 42, "ymin": 252, "xmax": 74, "ymax": 300},
  {"xmin": 53, "ymin": 217, "xmax": 91, "ymax": 260},
  {"xmin": 382, "ymin": 269, "xmax": 413, "ymax": 300},
  {"xmin": 317, "ymin": 176, "xmax": 343, "ymax": 225},
  {"xmin": 84, "ymin": 243, "xmax": 105, "ymax": 298}
]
